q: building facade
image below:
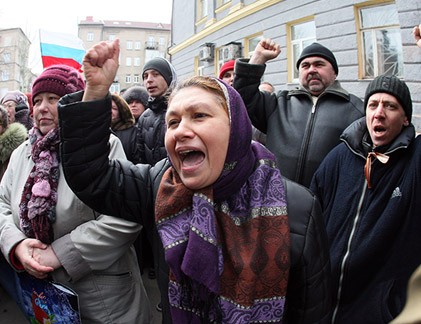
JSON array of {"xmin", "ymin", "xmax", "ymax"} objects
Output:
[
  {"xmin": 0, "ymin": 28, "xmax": 34, "ymax": 98},
  {"xmin": 78, "ymin": 16, "xmax": 171, "ymax": 94},
  {"xmin": 169, "ymin": 0, "xmax": 421, "ymax": 130}
]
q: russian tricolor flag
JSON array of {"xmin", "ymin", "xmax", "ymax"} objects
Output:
[{"xmin": 39, "ymin": 29, "xmax": 85, "ymax": 71}]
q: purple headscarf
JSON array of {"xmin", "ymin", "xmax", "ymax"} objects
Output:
[{"xmin": 155, "ymin": 77, "xmax": 290, "ymax": 323}]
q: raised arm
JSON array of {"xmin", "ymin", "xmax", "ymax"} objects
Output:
[
  {"xmin": 58, "ymin": 40, "xmax": 158, "ymax": 225},
  {"xmin": 82, "ymin": 39, "xmax": 120, "ymax": 101},
  {"xmin": 249, "ymin": 38, "xmax": 282, "ymax": 65},
  {"xmin": 233, "ymin": 38, "xmax": 281, "ymax": 133}
]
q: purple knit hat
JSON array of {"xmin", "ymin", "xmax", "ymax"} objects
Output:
[{"xmin": 31, "ymin": 65, "xmax": 85, "ymax": 104}]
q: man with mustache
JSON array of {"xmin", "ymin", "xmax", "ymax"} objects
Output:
[{"xmin": 234, "ymin": 40, "xmax": 364, "ymax": 187}]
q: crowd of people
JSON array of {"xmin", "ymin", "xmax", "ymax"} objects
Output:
[{"xmin": 0, "ymin": 24, "xmax": 419, "ymax": 324}]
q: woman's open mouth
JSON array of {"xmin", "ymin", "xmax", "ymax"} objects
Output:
[{"xmin": 179, "ymin": 150, "xmax": 205, "ymax": 168}]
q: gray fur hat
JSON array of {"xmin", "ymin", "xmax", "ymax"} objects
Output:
[{"xmin": 122, "ymin": 86, "xmax": 149, "ymax": 106}]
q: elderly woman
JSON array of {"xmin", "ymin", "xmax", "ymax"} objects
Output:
[
  {"xmin": 0, "ymin": 64, "xmax": 152, "ymax": 323},
  {"xmin": 0, "ymin": 90, "xmax": 33, "ymax": 131},
  {"xmin": 58, "ymin": 40, "xmax": 331, "ymax": 323}
]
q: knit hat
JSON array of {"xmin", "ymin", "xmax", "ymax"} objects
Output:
[
  {"xmin": 122, "ymin": 85, "xmax": 149, "ymax": 106},
  {"xmin": 218, "ymin": 60, "xmax": 235, "ymax": 79},
  {"xmin": 296, "ymin": 42, "xmax": 339, "ymax": 75},
  {"xmin": 142, "ymin": 57, "xmax": 174, "ymax": 86},
  {"xmin": 31, "ymin": 65, "xmax": 85, "ymax": 104},
  {"xmin": 0, "ymin": 90, "xmax": 29, "ymax": 108},
  {"xmin": 364, "ymin": 74, "xmax": 412, "ymax": 122}
]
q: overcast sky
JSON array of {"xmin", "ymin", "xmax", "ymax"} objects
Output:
[{"xmin": 0, "ymin": 0, "xmax": 173, "ymax": 73}]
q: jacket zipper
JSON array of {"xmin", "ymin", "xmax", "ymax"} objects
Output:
[
  {"xmin": 331, "ymin": 181, "xmax": 367, "ymax": 324},
  {"xmin": 295, "ymin": 100, "xmax": 317, "ymax": 183}
]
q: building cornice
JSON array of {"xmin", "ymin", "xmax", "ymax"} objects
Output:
[{"xmin": 169, "ymin": 0, "xmax": 282, "ymax": 55}]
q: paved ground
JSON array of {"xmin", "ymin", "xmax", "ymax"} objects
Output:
[{"xmin": 0, "ymin": 267, "xmax": 162, "ymax": 323}]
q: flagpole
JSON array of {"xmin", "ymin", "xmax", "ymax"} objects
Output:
[{"xmin": 39, "ymin": 29, "xmax": 45, "ymax": 70}]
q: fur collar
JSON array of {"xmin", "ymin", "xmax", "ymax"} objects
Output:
[{"xmin": 0, "ymin": 122, "xmax": 28, "ymax": 162}]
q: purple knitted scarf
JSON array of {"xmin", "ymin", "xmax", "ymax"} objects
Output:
[
  {"xmin": 155, "ymin": 79, "xmax": 290, "ymax": 323},
  {"xmin": 19, "ymin": 127, "xmax": 60, "ymax": 244}
]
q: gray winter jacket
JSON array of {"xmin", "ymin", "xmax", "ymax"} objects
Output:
[{"xmin": 0, "ymin": 133, "xmax": 152, "ymax": 323}]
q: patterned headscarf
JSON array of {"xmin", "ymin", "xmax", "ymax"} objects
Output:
[{"xmin": 155, "ymin": 77, "xmax": 290, "ymax": 323}]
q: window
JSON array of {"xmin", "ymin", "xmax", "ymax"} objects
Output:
[
  {"xmin": 197, "ymin": 0, "xmax": 208, "ymax": 20},
  {"xmin": 125, "ymin": 75, "xmax": 132, "ymax": 83},
  {"xmin": 159, "ymin": 37, "xmax": 166, "ymax": 46},
  {"xmin": 216, "ymin": 0, "xmax": 230, "ymax": 7},
  {"xmin": 245, "ymin": 34, "xmax": 263, "ymax": 58},
  {"xmin": 290, "ymin": 20, "xmax": 316, "ymax": 81},
  {"xmin": 2, "ymin": 36, "xmax": 12, "ymax": 47},
  {"xmin": 145, "ymin": 50, "xmax": 161, "ymax": 62},
  {"xmin": 108, "ymin": 34, "xmax": 116, "ymax": 41},
  {"xmin": 110, "ymin": 83, "xmax": 120, "ymax": 94},
  {"xmin": 135, "ymin": 41, "xmax": 141, "ymax": 50},
  {"xmin": 134, "ymin": 57, "xmax": 141, "ymax": 66},
  {"xmin": 1, "ymin": 71, "xmax": 9, "ymax": 81},
  {"xmin": 3, "ymin": 52, "xmax": 11, "ymax": 63},
  {"xmin": 358, "ymin": 2, "xmax": 403, "ymax": 78},
  {"xmin": 127, "ymin": 41, "xmax": 133, "ymax": 50},
  {"xmin": 126, "ymin": 57, "xmax": 132, "ymax": 66},
  {"xmin": 134, "ymin": 74, "xmax": 140, "ymax": 83},
  {"xmin": 87, "ymin": 32, "xmax": 94, "ymax": 42},
  {"xmin": 146, "ymin": 36, "xmax": 157, "ymax": 49},
  {"xmin": 196, "ymin": 57, "xmax": 205, "ymax": 76}
]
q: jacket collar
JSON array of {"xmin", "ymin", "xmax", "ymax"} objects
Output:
[
  {"xmin": 340, "ymin": 117, "xmax": 415, "ymax": 157},
  {"xmin": 0, "ymin": 123, "xmax": 28, "ymax": 162},
  {"xmin": 289, "ymin": 80, "xmax": 350, "ymax": 101},
  {"xmin": 147, "ymin": 95, "xmax": 168, "ymax": 112}
]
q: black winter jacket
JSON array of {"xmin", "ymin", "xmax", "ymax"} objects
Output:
[
  {"xmin": 136, "ymin": 96, "xmax": 168, "ymax": 165},
  {"xmin": 311, "ymin": 118, "xmax": 421, "ymax": 323},
  {"xmin": 234, "ymin": 59, "xmax": 364, "ymax": 187},
  {"xmin": 58, "ymin": 92, "xmax": 332, "ymax": 324},
  {"xmin": 112, "ymin": 127, "xmax": 140, "ymax": 164}
]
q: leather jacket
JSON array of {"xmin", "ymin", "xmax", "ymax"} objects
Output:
[{"xmin": 234, "ymin": 58, "xmax": 364, "ymax": 187}]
